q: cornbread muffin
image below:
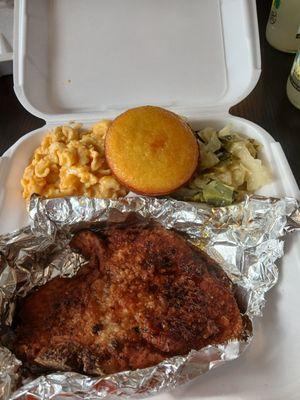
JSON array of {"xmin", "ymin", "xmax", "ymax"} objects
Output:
[{"xmin": 105, "ymin": 106, "xmax": 199, "ymax": 195}]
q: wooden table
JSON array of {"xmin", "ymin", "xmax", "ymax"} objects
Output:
[{"xmin": 0, "ymin": 0, "xmax": 299, "ymax": 184}]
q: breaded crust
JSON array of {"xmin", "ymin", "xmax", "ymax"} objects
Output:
[{"xmin": 14, "ymin": 223, "xmax": 243, "ymax": 375}]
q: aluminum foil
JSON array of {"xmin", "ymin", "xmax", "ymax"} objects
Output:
[{"xmin": 0, "ymin": 195, "xmax": 299, "ymax": 399}]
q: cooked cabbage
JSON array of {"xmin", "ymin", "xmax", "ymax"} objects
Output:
[{"xmin": 173, "ymin": 125, "xmax": 271, "ymax": 206}]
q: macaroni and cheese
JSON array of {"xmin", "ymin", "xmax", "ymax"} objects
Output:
[{"xmin": 21, "ymin": 120, "xmax": 128, "ymax": 200}]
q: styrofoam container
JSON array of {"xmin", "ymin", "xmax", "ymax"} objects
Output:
[{"xmin": 2, "ymin": 0, "xmax": 300, "ymax": 398}]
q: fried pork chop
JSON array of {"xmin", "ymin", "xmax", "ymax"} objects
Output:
[{"xmin": 14, "ymin": 223, "xmax": 243, "ymax": 375}]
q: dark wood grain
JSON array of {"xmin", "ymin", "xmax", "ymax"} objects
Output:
[
  {"xmin": 0, "ymin": 75, "xmax": 44, "ymax": 148},
  {"xmin": 231, "ymin": 0, "xmax": 300, "ymax": 185},
  {"xmin": 0, "ymin": 0, "xmax": 299, "ymax": 184}
]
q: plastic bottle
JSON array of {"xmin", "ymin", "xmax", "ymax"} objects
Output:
[
  {"xmin": 287, "ymin": 49, "xmax": 300, "ymax": 109},
  {"xmin": 266, "ymin": 0, "xmax": 300, "ymax": 53}
]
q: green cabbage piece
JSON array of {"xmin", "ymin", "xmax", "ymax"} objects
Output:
[
  {"xmin": 202, "ymin": 180, "xmax": 234, "ymax": 206},
  {"xmin": 174, "ymin": 124, "xmax": 271, "ymax": 205}
]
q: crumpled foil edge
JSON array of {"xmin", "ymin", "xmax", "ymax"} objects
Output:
[{"xmin": 0, "ymin": 195, "xmax": 298, "ymax": 399}]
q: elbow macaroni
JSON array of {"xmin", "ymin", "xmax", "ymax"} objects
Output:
[{"xmin": 21, "ymin": 120, "xmax": 128, "ymax": 200}]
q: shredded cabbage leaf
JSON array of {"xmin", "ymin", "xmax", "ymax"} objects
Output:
[{"xmin": 173, "ymin": 125, "xmax": 271, "ymax": 205}]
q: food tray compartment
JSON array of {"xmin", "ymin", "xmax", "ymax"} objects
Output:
[{"xmin": 0, "ymin": 114, "xmax": 298, "ymax": 234}]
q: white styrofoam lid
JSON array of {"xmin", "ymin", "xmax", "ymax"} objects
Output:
[{"xmin": 14, "ymin": 0, "xmax": 261, "ymax": 122}]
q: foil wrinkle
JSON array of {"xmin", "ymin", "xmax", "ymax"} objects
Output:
[{"xmin": 0, "ymin": 195, "xmax": 298, "ymax": 399}]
